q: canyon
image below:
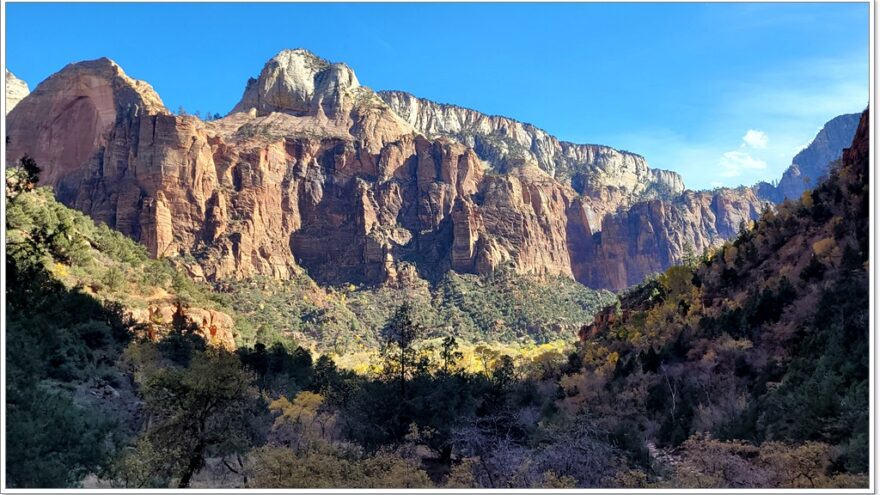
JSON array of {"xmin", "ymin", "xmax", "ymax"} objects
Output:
[{"xmin": 4, "ymin": 50, "xmax": 857, "ymax": 290}]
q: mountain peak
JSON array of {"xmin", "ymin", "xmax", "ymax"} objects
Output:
[
  {"xmin": 231, "ymin": 48, "xmax": 360, "ymax": 117},
  {"xmin": 32, "ymin": 57, "xmax": 168, "ymax": 115},
  {"xmin": 5, "ymin": 69, "xmax": 29, "ymax": 114},
  {"xmin": 67, "ymin": 56, "xmax": 120, "ymax": 71},
  {"xmin": 273, "ymin": 48, "xmax": 330, "ymax": 68},
  {"xmin": 755, "ymin": 112, "xmax": 861, "ymax": 202},
  {"xmin": 5, "ymin": 57, "xmax": 167, "ymax": 186}
]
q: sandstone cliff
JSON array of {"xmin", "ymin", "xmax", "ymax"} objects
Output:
[
  {"xmin": 6, "ymin": 52, "xmax": 580, "ymax": 285},
  {"xmin": 6, "ymin": 50, "xmax": 769, "ymax": 290},
  {"xmin": 379, "ymin": 90, "xmax": 686, "ymax": 213},
  {"xmin": 5, "ymin": 70, "xmax": 29, "ymax": 114},
  {"xmin": 582, "ymin": 187, "xmax": 766, "ymax": 288},
  {"xmin": 376, "ymin": 89, "xmax": 768, "ymax": 288}
]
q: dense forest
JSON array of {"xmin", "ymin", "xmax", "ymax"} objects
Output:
[{"xmin": 4, "ymin": 111, "xmax": 870, "ymax": 488}]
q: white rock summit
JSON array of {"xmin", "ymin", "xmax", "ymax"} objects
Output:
[
  {"xmin": 232, "ymin": 48, "xmax": 362, "ymax": 118},
  {"xmin": 378, "ymin": 90, "xmax": 687, "ymax": 218},
  {"xmin": 225, "ymin": 49, "xmax": 414, "ymax": 152},
  {"xmin": 5, "ymin": 69, "xmax": 30, "ymax": 114}
]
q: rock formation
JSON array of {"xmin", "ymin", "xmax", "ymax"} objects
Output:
[
  {"xmin": 754, "ymin": 113, "xmax": 860, "ymax": 203},
  {"xmin": 6, "ymin": 50, "xmax": 773, "ymax": 290},
  {"xmin": 129, "ymin": 303, "xmax": 236, "ymax": 351},
  {"xmin": 5, "ymin": 69, "xmax": 29, "ymax": 114},
  {"xmin": 379, "ymin": 90, "xmax": 686, "ymax": 213},
  {"xmin": 583, "ymin": 187, "xmax": 766, "ymax": 288},
  {"xmin": 377, "ymin": 90, "xmax": 779, "ymax": 288}
]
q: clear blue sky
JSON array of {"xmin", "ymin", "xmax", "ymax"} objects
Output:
[{"xmin": 5, "ymin": 2, "xmax": 869, "ymax": 190}]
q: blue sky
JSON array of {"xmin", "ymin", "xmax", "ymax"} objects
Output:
[{"xmin": 5, "ymin": 2, "xmax": 869, "ymax": 190}]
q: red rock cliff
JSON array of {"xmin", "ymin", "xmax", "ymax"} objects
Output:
[{"xmin": 5, "ymin": 50, "xmax": 768, "ymax": 290}]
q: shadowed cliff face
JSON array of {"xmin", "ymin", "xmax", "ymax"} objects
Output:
[
  {"xmin": 754, "ymin": 113, "xmax": 860, "ymax": 203},
  {"xmin": 583, "ymin": 187, "xmax": 766, "ymax": 288},
  {"xmin": 6, "ymin": 50, "xmax": 772, "ymax": 290}
]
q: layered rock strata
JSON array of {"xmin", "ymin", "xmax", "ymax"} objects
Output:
[{"xmin": 7, "ymin": 50, "xmax": 771, "ymax": 290}]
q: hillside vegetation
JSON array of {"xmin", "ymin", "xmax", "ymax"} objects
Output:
[
  {"xmin": 7, "ymin": 186, "xmax": 224, "ymax": 311},
  {"xmin": 562, "ymin": 110, "xmax": 870, "ymax": 487},
  {"xmin": 5, "ymin": 161, "xmax": 232, "ymax": 486},
  {"xmin": 222, "ymin": 270, "xmax": 613, "ymax": 353}
]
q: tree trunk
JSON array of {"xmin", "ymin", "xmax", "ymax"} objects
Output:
[
  {"xmin": 400, "ymin": 345, "xmax": 406, "ymax": 398},
  {"xmin": 440, "ymin": 445, "xmax": 453, "ymax": 465},
  {"xmin": 178, "ymin": 441, "xmax": 206, "ymax": 488},
  {"xmin": 238, "ymin": 453, "xmax": 248, "ymax": 486}
]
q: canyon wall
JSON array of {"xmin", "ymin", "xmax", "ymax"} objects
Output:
[{"xmin": 7, "ymin": 50, "xmax": 775, "ymax": 290}]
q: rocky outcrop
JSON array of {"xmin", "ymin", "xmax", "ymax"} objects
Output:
[
  {"xmin": 6, "ymin": 50, "xmax": 769, "ymax": 291},
  {"xmin": 5, "ymin": 70, "xmax": 29, "ymax": 114},
  {"xmin": 129, "ymin": 303, "xmax": 236, "ymax": 350},
  {"xmin": 755, "ymin": 113, "xmax": 860, "ymax": 203},
  {"xmin": 6, "ymin": 58, "xmax": 167, "ymax": 186}
]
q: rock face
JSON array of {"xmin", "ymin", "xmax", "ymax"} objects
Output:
[
  {"xmin": 5, "ymin": 70, "xmax": 29, "ymax": 114},
  {"xmin": 377, "ymin": 89, "xmax": 768, "ymax": 288},
  {"xmin": 584, "ymin": 187, "xmax": 766, "ymax": 288},
  {"xmin": 129, "ymin": 303, "xmax": 236, "ymax": 351},
  {"xmin": 755, "ymin": 113, "xmax": 860, "ymax": 203},
  {"xmin": 232, "ymin": 49, "xmax": 360, "ymax": 117},
  {"xmin": 379, "ymin": 90, "xmax": 686, "ymax": 214},
  {"xmin": 6, "ymin": 50, "xmax": 769, "ymax": 290},
  {"xmin": 6, "ymin": 58, "xmax": 167, "ymax": 186}
]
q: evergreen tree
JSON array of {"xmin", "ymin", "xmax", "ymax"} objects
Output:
[{"xmin": 380, "ymin": 302, "xmax": 424, "ymax": 397}]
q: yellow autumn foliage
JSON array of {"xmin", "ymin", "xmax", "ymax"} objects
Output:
[
  {"xmin": 247, "ymin": 446, "xmax": 434, "ymax": 488},
  {"xmin": 50, "ymin": 261, "xmax": 70, "ymax": 280},
  {"xmin": 330, "ymin": 339, "xmax": 574, "ymax": 377},
  {"xmin": 801, "ymin": 190, "xmax": 814, "ymax": 208},
  {"xmin": 723, "ymin": 245, "xmax": 738, "ymax": 265},
  {"xmin": 812, "ymin": 237, "xmax": 835, "ymax": 257},
  {"xmin": 269, "ymin": 392, "xmax": 324, "ymax": 429}
]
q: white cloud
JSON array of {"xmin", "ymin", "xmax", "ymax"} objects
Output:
[
  {"xmin": 719, "ymin": 150, "xmax": 767, "ymax": 178},
  {"xmin": 742, "ymin": 129, "xmax": 768, "ymax": 148}
]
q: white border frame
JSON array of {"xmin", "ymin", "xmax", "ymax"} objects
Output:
[{"xmin": 0, "ymin": 0, "xmax": 874, "ymax": 493}]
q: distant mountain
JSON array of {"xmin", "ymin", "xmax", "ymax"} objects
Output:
[{"xmin": 755, "ymin": 113, "xmax": 860, "ymax": 203}]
